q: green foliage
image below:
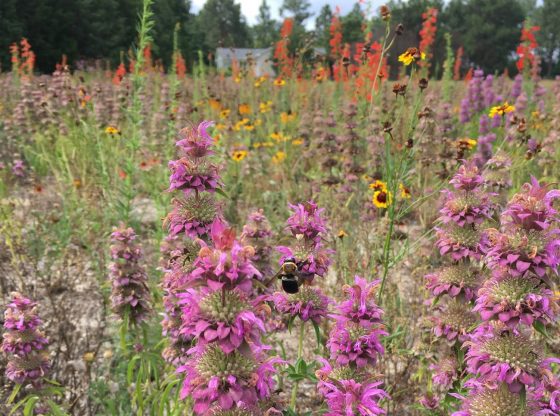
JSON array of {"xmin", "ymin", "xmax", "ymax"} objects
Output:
[
  {"xmin": 341, "ymin": 3, "xmax": 366, "ymax": 44},
  {"xmin": 536, "ymin": 0, "xmax": 560, "ymax": 76},
  {"xmin": 314, "ymin": 5, "xmax": 333, "ymax": 53},
  {"xmin": 252, "ymin": 0, "xmax": 279, "ymax": 48}
]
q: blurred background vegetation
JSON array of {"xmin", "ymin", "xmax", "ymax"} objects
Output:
[{"xmin": 1, "ymin": 0, "xmax": 560, "ymax": 77}]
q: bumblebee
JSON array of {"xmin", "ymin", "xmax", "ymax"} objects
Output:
[{"xmin": 274, "ymin": 257, "xmax": 304, "ymax": 294}]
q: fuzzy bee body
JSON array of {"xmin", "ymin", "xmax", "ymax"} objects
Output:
[{"xmin": 274, "ymin": 257, "xmax": 304, "ymax": 294}]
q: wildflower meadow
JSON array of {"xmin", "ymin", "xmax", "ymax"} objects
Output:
[{"xmin": 1, "ymin": 0, "xmax": 560, "ymax": 415}]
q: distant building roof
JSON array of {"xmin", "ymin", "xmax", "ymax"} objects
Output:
[{"xmin": 215, "ymin": 47, "xmax": 273, "ymax": 76}]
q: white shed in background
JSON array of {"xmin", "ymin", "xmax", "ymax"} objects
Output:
[{"xmin": 215, "ymin": 48, "xmax": 273, "ymax": 77}]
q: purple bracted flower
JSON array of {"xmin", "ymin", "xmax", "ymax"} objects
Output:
[
  {"xmin": 463, "ymin": 323, "xmax": 559, "ymax": 392},
  {"xmin": 285, "ymin": 200, "xmax": 328, "ymax": 243},
  {"xmin": 164, "ymin": 194, "xmax": 217, "ymax": 238},
  {"xmin": 178, "ymin": 287, "xmax": 267, "ymax": 354},
  {"xmin": 178, "ymin": 345, "xmax": 278, "ymax": 414},
  {"xmin": 451, "ymin": 384, "xmax": 537, "ymax": 416},
  {"xmin": 326, "ymin": 321, "xmax": 386, "ymax": 368},
  {"xmin": 175, "ymin": 121, "xmax": 215, "ymax": 158},
  {"xmin": 473, "ymin": 272, "xmax": 557, "ymax": 328},
  {"xmin": 501, "ymin": 177, "xmax": 560, "ymax": 232},
  {"xmin": 425, "ymin": 264, "xmax": 480, "ymax": 301},
  {"xmin": 188, "ymin": 219, "xmax": 261, "ymax": 294},
  {"xmin": 168, "ymin": 158, "xmax": 220, "ymax": 196},
  {"xmin": 108, "ymin": 224, "xmax": 152, "ymax": 324},
  {"xmin": 337, "ymin": 276, "xmax": 384, "ymax": 326},
  {"xmin": 430, "ymin": 357, "xmax": 458, "ymax": 390},
  {"xmin": 431, "ymin": 299, "xmax": 478, "ymax": 343},
  {"xmin": 272, "ymin": 285, "xmax": 330, "ymax": 323},
  {"xmin": 449, "ymin": 162, "xmax": 485, "ymax": 192},
  {"xmin": 2, "ymin": 293, "xmax": 50, "ymax": 385},
  {"xmin": 316, "ymin": 359, "xmax": 388, "ymax": 416}
]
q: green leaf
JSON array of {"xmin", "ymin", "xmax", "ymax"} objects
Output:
[
  {"xmin": 7, "ymin": 384, "xmax": 21, "ymax": 404},
  {"xmin": 312, "ymin": 321, "xmax": 322, "ymax": 348},
  {"xmin": 23, "ymin": 396, "xmax": 39, "ymax": 416},
  {"xmin": 127, "ymin": 355, "xmax": 141, "ymax": 384},
  {"xmin": 533, "ymin": 320, "xmax": 549, "ymax": 338},
  {"xmin": 47, "ymin": 400, "xmax": 69, "ymax": 416}
]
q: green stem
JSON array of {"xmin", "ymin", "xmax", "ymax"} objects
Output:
[{"xmin": 290, "ymin": 320, "xmax": 305, "ymax": 410}]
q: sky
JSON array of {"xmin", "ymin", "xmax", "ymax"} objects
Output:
[{"xmin": 191, "ymin": 0, "xmax": 387, "ymax": 29}]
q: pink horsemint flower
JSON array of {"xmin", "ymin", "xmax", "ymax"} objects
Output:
[
  {"xmin": 451, "ymin": 384, "xmax": 538, "ymax": 416},
  {"xmin": 175, "ymin": 121, "xmax": 215, "ymax": 158},
  {"xmin": 108, "ymin": 224, "xmax": 152, "ymax": 324},
  {"xmin": 430, "ymin": 357, "xmax": 458, "ymax": 390},
  {"xmin": 2, "ymin": 293, "xmax": 50, "ymax": 385},
  {"xmin": 449, "ymin": 162, "xmax": 485, "ymax": 192},
  {"xmin": 168, "ymin": 158, "xmax": 220, "ymax": 196},
  {"xmin": 316, "ymin": 359, "xmax": 388, "ymax": 416},
  {"xmin": 463, "ymin": 323, "xmax": 559, "ymax": 393},
  {"xmin": 187, "ymin": 219, "xmax": 261, "ymax": 294},
  {"xmin": 473, "ymin": 272, "xmax": 557, "ymax": 328},
  {"xmin": 178, "ymin": 345, "xmax": 279, "ymax": 414},
  {"xmin": 11, "ymin": 159, "xmax": 25, "ymax": 177},
  {"xmin": 240, "ymin": 209, "xmax": 274, "ymax": 277},
  {"xmin": 326, "ymin": 276, "xmax": 386, "ymax": 368},
  {"xmin": 485, "ymin": 227, "xmax": 560, "ymax": 278},
  {"xmin": 430, "ymin": 299, "xmax": 478, "ymax": 343},
  {"xmin": 425, "ymin": 264, "xmax": 481, "ymax": 301},
  {"xmin": 164, "ymin": 193, "xmax": 217, "ymax": 239},
  {"xmin": 272, "ymin": 285, "xmax": 330, "ymax": 323},
  {"xmin": 285, "ymin": 200, "xmax": 328, "ymax": 243},
  {"xmin": 178, "ymin": 287, "xmax": 267, "ymax": 354},
  {"xmin": 501, "ymin": 177, "xmax": 560, "ymax": 232},
  {"xmin": 336, "ymin": 276, "xmax": 384, "ymax": 326}
]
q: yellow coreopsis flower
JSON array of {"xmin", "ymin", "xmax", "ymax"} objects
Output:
[
  {"xmin": 280, "ymin": 111, "xmax": 296, "ymax": 123},
  {"xmin": 373, "ymin": 190, "xmax": 392, "ymax": 208},
  {"xmin": 238, "ymin": 103, "xmax": 251, "ymax": 115},
  {"xmin": 244, "ymin": 124, "xmax": 255, "ymax": 131},
  {"xmin": 105, "ymin": 126, "xmax": 120, "ymax": 135},
  {"xmin": 292, "ymin": 138, "xmax": 304, "ymax": 146},
  {"xmin": 398, "ymin": 47, "xmax": 426, "ymax": 66},
  {"xmin": 399, "ymin": 183, "xmax": 411, "ymax": 199},
  {"xmin": 272, "ymin": 151, "xmax": 286, "ymax": 164},
  {"xmin": 220, "ymin": 109, "xmax": 231, "ymax": 119},
  {"xmin": 274, "ymin": 78, "xmax": 286, "ymax": 87},
  {"xmin": 259, "ymin": 101, "xmax": 273, "ymax": 113},
  {"xmin": 270, "ymin": 131, "xmax": 283, "ymax": 141},
  {"xmin": 489, "ymin": 102, "xmax": 515, "ymax": 118},
  {"xmin": 232, "ymin": 150, "xmax": 248, "ymax": 162},
  {"xmin": 369, "ymin": 180, "xmax": 387, "ymax": 192},
  {"xmin": 456, "ymin": 138, "xmax": 478, "ymax": 150}
]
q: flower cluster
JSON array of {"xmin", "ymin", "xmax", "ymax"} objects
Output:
[
  {"xmin": 317, "ymin": 276, "xmax": 389, "ymax": 415},
  {"xmin": 456, "ymin": 177, "xmax": 560, "ymax": 415},
  {"xmin": 108, "ymin": 224, "xmax": 152, "ymax": 324},
  {"xmin": 423, "ymin": 162, "xmax": 495, "ymax": 410},
  {"xmin": 272, "ymin": 200, "xmax": 333, "ymax": 321},
  {"xmin": 1, "ymin": 293, "xmax": 50, "ymax": 386},
  {"xmin": 161, "ymin": 121, "xmax": 221, "ymax": 365},
  {"xmin": 163, "ymin": 122, "xmax": 278, "ymax": 414}
]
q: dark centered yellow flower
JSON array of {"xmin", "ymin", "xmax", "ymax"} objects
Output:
[
  {"xmin": 398, "ymin": 47, "xmax": 426, "ymax": 66},
  {"xmin": 373, "ymin": 190, "xmax": 392, "ymax": 208},
  {"xmin": 231, "ymin": 150, "xmax": 248, "ymax": 162},
  {"xmin": 489, "ymin": 102, "xmax": 515, "ymax": 118}
]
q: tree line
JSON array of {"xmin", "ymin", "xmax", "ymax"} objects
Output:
[{"xmin": 1, "ymin": 0, "xmax": 560, "ymax": 76}]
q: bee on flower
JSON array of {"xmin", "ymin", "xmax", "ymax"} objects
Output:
[
  {"xmin": 489, "ymin": 102, "xmax": 515, "ymax": 118},
  {"xmin": 398, "ymin": 47, "xmax": 426, "ymax": 66},
  {"xmin": 231, "ymin": 150, "xmax": 248, "ymax": 162}
]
